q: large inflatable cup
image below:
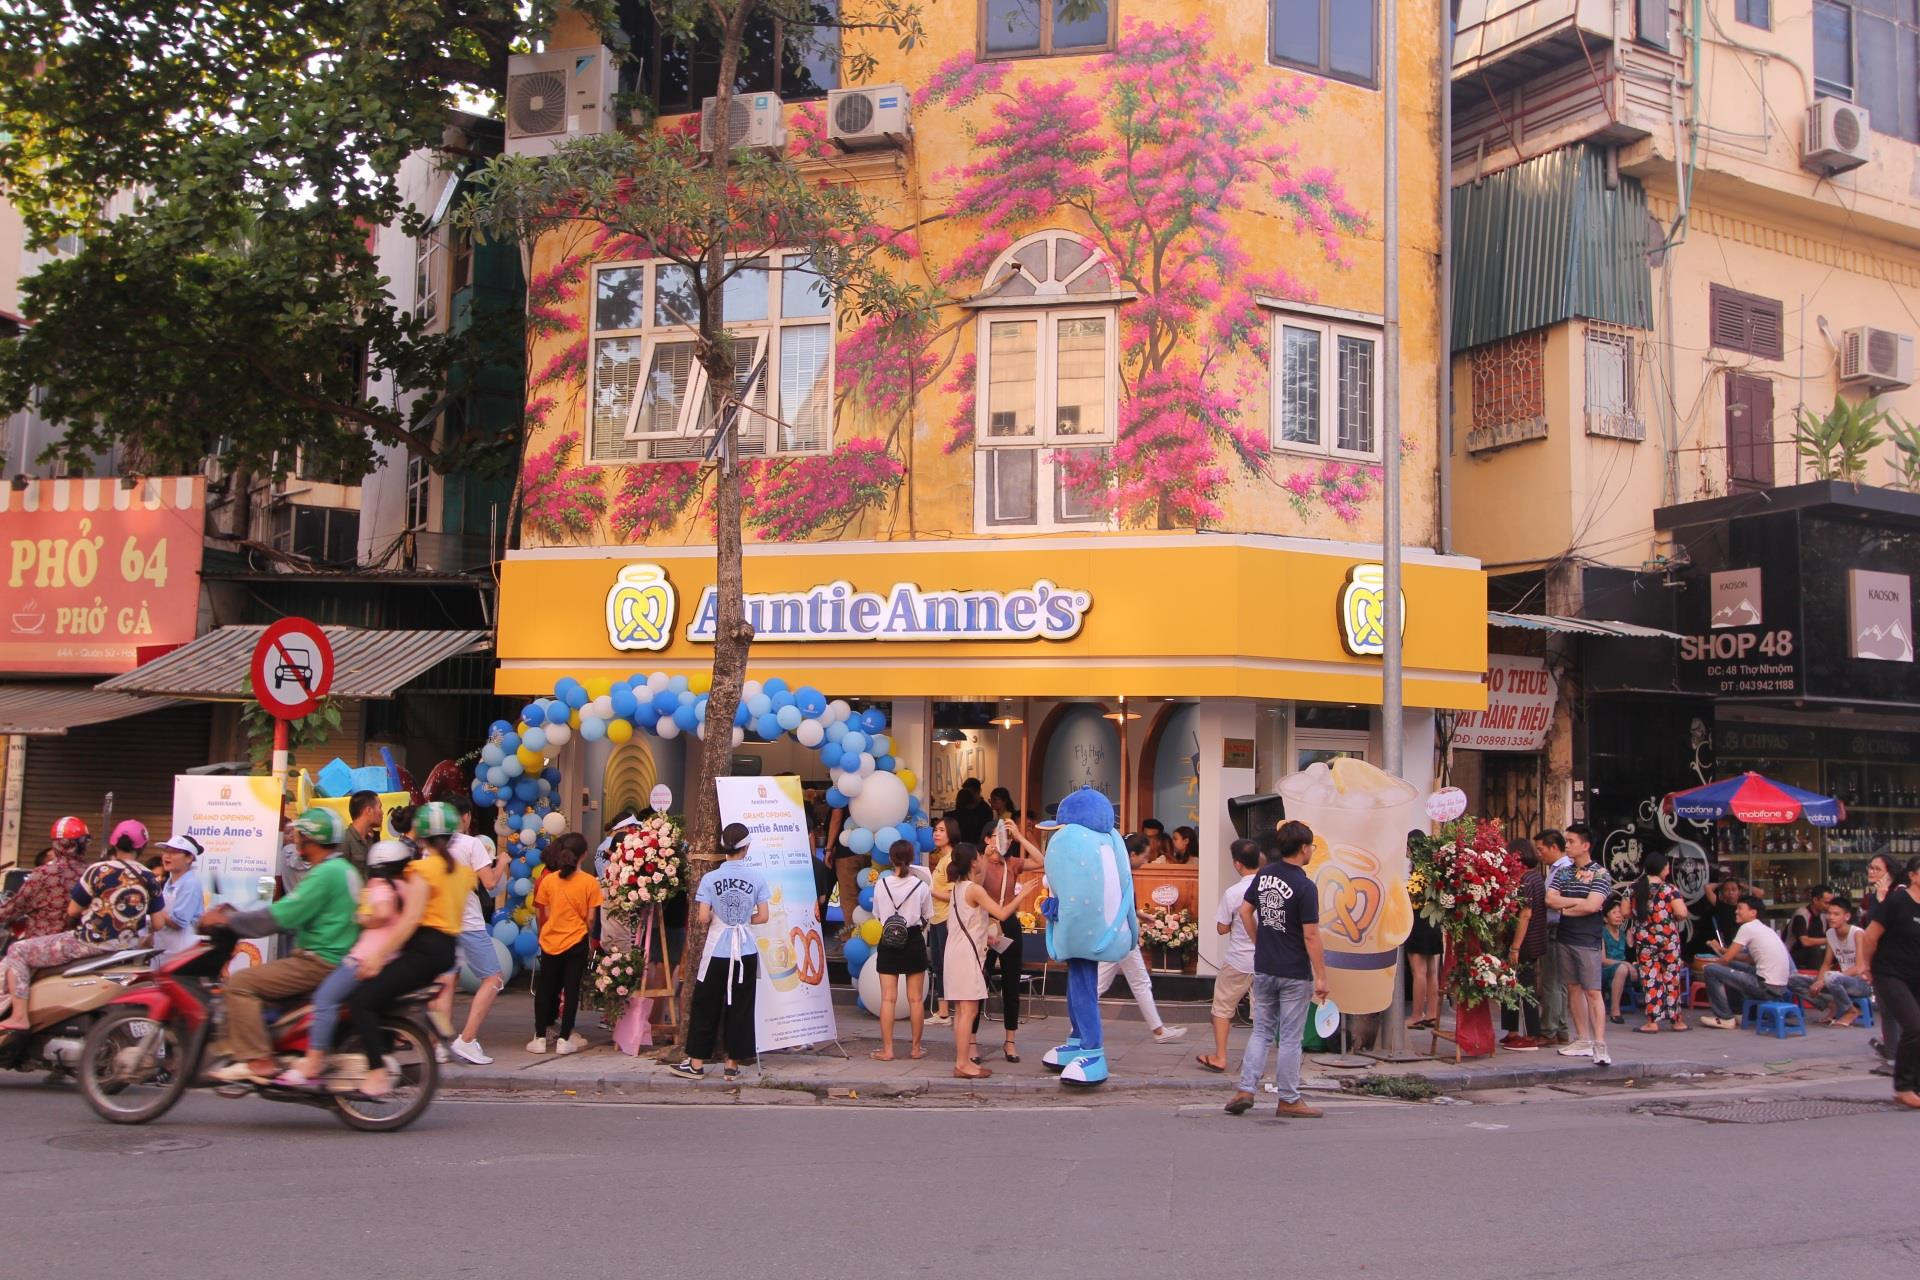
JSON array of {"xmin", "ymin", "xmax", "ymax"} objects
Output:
[{"xmin": 1279, "ymin": 758, "xmax": 1424, "ymax": 1015}]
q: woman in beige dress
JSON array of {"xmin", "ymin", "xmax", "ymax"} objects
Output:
[{"xmin": 943, "ymin": 844, "xmax": 1018, "ymax": 1080}]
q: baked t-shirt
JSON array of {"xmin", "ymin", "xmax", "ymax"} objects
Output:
[
  {"xmin": 695, "ymin": 861, "xmax": 771, "ymax": 975},
  {"xmin": 1733, "ymin": 918, "xmax": 1794, "ymax": 989},
  {"xmin": 1869, "ymin": 886, "xmax": 1920, "ymax": 985},
  {"xmin": 1216, "ymin": 873, "xmax": 1257, "ymax": 973},
  {"xmin": 1244, "ymin": 861, "xmax": 1318, "ymax": 980},
  {"xmin": 1549, "ymin": 862, "xmax": 1614, "ymax": 948}
]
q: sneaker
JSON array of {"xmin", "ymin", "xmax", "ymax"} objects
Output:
[
  {"xmin": 1274, "ymin": 1099, "xmax": 1324, "ymax": 1118},
  {"xmin": 926, "ymin": 1012, "xmax": 952, "ymax": 1026},
  {"xmin": 525, "ymin": 1036, "xmax": 550, "ymax": 1055},
  {"xmin": 565, "ymin": 1033, "xmax": 587, "ymax": 1051},
  {"xmin": 555, "ymin": 1037, "xmax": 579, "ymax": 1056},
  {"xmin": 667, "ymin": 1059, "xmax": 704, "ymax": 1080},
  {"xmin": 449, "ymin": 1037, "xmax": 493, "ymax": 1066},
  {"xmin": 208, "ymin": 1061, "xmax": 270, "ymax": 1085},
  {"xmin": 1224, "ymin": 1091, "xmax": 1256, "ymax": 1115},
  {"xmin": 1151, "ymin": 1024, "xmax": 1190, "ymax": 1042},
  {"xmin": 1698, "ymin": 1015, "xmax": 1738, "ymax": 1030},
  {"xmin": 722, "ymin": 1065, "xmax": 741, "ymax": 1082},
  {"xmin": 1591, "ymin": 1044, "xmax": 1612, "ymax": 1066},
  {"xmin": 433, "ymin": 1043, "xmax": 450, "ymax": 1064},
  {"xmin": 1557, "ymin": 1040, "xmax": 1593, "ymax": 1057}
]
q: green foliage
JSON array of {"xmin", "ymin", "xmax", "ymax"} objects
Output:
[
  {"xmin": 1793, "ymin": 397, "xmax": 1888, "ymax": 484},
  {"xmin": 1887, "ymin": 414, "xmax": 1920, "ymax": 492},
  {"xmin": 1342, "ymin": 1074, "xmax": 1443, "ymax": 1101},
  {"xmin": 239, "ymin": 676, "xmax": 344, "ymax": 772}
]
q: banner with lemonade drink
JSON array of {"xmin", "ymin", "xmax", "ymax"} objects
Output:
[
  {"xmin": 714, "ymin": 775, "xmax": 839, "ymax": 1051},
  {"xmin": 1282, "ymin": 758, "xmax": 1423, "ymax": 1014}
]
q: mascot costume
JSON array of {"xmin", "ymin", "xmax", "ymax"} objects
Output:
[{"xmin": 1039, "ymin": 787, "xmax": 1137, "ymax": 1086}]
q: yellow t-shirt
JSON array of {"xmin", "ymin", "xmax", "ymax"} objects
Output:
[
  {"xmin": 930, "ymin": 853, "xmax": 953, "ymax": 926},
  {"xmin": 407, "ymin": 852, "xmax": 476, "ymax": 935},
  {"xmin": 535, "ymin": 870, "xmax": 603, "ymax": 954}
]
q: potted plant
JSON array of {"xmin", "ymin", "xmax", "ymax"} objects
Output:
[
  {"xmin": 1139, "ymin": 904, "xmax": 1199, "ymax": 972},
  {"xmin": 1794, "ymin": 397, "xmax": 1888, "ymax": 485}
]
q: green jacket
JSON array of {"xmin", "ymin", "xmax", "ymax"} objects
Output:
[{"xmin": 266, "ymin": 854, "xmax": 363, "ymax": 963}]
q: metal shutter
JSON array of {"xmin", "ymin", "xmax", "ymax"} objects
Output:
[{"xmin": 19, "ymin": 704, "xmax": 213, "ymax": 853}]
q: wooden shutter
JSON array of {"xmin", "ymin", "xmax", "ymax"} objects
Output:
[
  {"xmin": 1726, "ymin": 372, "xmax": 1776, "ymax": 491},
  {"xmin": 1709, "ymin": 285, "xmax": 1785, "ymax": 359},
  {"xmin": 1636, "ymin": 0, "xmax": 1671, "ymax": 50}
]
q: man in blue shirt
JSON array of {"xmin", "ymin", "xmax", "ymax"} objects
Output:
[
  {"xmin": 1226, "ymin": 821, "xmax": 1330, "ymax": 1119},
  {"xmin": 148, "ymin": 834, "xmax": 206, "ymax": 958}
]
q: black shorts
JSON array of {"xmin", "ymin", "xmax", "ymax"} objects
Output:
[{"xmin": 875, "ymin": 927, "xmax": 929, "ymax": 975}]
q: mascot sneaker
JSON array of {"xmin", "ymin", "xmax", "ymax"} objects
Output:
[
  {"xmin": 1042, "ymin": 1039, "xmax": 1083, "ymax": 1071},
  {"xmin": 1060, "ymin": 1049, "xmax": 1109, "ymax": 1086}
]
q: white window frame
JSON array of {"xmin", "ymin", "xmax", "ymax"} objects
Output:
[
  {"xmin": 404, "ymin": 452, "xmax": 431, "ymax": 531},
  {"xmin": 1266, "ymin": 309, "xmax": 1383, "ymax": 462},
  {"xmin": 414, "ymin": 234, "xmax": 444, "ymax": 330},
  {"xmin": 586, "ymin": 253, "xmax": 834, "ymax": 465},
  {"xmin": 1584, "ymin": 328, "xmax": 1633, "ymax": 416},
  {"xmin": 971, "ymin": 306, "xmax": 1119, "ymax": 532}
]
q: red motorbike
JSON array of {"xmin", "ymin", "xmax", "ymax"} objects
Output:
[{"xmin": 76, "ymin": 931, "xmax": 440, "ymax": 1132}]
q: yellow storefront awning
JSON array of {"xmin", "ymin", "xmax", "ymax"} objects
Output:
[{"xmin": 494, "ymin": 535, "xmax": 1489, "ymax": 710}]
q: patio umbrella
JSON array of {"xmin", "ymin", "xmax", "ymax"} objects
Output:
[{"xmin": 1664, "ymin": 771, "xmax": 1844, "ymax": 827}]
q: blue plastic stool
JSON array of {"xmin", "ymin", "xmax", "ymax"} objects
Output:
[
  {"xmin": 1752, "ymin": 1001, "xmax": 1806, "ymax": 1039},
  {"xmin": 1857, "ymin": 994, "xmax": 1875, "ymax": 1028}
]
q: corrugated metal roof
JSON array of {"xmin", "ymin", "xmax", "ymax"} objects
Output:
[
  {"xmin": 0, "ymin": 684, "xmax": 185, "ymax": 735},
  {"xmin": 96, "ymin": 627, "xmax": 491, "ymax": 700},
  {"xmin": 1489, "ymin": 611, "xmax": 1680, "ymax": 640},
  {"xmin": 1452, "ymin": 144, "xmax": 1655, "ymax": 351}
]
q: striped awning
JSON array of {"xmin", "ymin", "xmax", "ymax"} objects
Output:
[
  {"xmin": 1488, "ymin": 611, "xmax": 1681, "ymax": 640},
  {"xmin": 0, "ymin": 683, "xmax": 185, "ymax": 735},
  {"xmin": 96, "ymin": 627, "xmax": 491, "ymax": 700}
]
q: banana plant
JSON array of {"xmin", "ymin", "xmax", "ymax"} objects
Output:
[
  {"xmin": 1888, "ymin": 413, "xmax": 1920, "ymax": 492},
  {"xmin": 1794, "ymin": 397, "xmax": 1888, "ymax": 483}
]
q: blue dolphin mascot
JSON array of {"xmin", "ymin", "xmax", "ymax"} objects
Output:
[{"xmin": 1040, "ymin": 787, "xmax": 1136, "ymax": 1085}]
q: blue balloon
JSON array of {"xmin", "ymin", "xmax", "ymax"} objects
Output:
[
  {"xmin": 668, "ymin": 675, "xmax": 689, "ymax": 694},
  {"xmin": 841, "ymin": 730, "xmax": 867, "ymax": 756},
  {"xmin": 916, "ymin": 825, "xmax": 936, "ymax": 853},
  {"xmin": 764, "ymin": 677, "xmax": 789, "ymax": 696},
  {"xmin": 610, "ymin": 687, "xmax": 638, "ymax": 719},
  {"xmin": 515, "ymin": 779, "xmax": 540, "ymax": 802},
  {"xmin": 876, "ymin": 754, "xmax": 896, "ymax": 773},
  {"xmin": 491, "ymin": 919, "xmax": 519, "ymax": 946},
  {"xmin": 843, "ymin": 936, "xmax": 872, "ymax": 974},
  {"xmin": 542, "ymin": 766, "xmax": 563, "ymax": 785},
  {"xmin": 874, "ymin": 826, "xmax": 902, "ymax": 851},
  {"xmin": 471, "ymin": 783, "xmax": 497, "ymax": 806},
  {"xmin": 500, "ymin": 731, "xmax": 521, "ymax": 754},
  {"xmin": 733, "ymin": 704, "xmax": 752, "ymax": 727},
  {"xmin": 525, "ymin": 849, "xmax": 541, "ymax": 868},
  {"xmin": 775, "ymin": 704, "xmax": 803, "ymax": 731},
  {"xmin": 755, "ymin": 714, "xmax": 783, "ymax": 741},
  {"xmin": 820, "ymin": 741, "xmax": 844, "ymax": 770},
  {"xmin": 906, "ymin": 796, "xmax": 923, "ymax": 817},
  {"xmin": 825, "ymin": 720, "xmax": 848, "ymax": 743},
  {"xmin": 861, "ymin": 708, "xmax": 888, "ymax": 733},
  {"xmin": 520, "ymin": 703, "xmax": 544, "ymax": 728},
  {"xmin": 522, "ymin": 726, "xmax": 548, "ymax": 753},
  {"xmin": 746, "ymin": 693, "xmax": 772, "ymax": 718},
  {"xmin": 673, "ymin": 703, "xmax": 700, "ymax": 732},
  {"xmin": 499, "ymin": 756, "xmax": 525, "ymax": 779},
  {"xmin": 511, "ymin": 930, "xmax": 538, "ymax": 960},
  {"xmin": 796, "ymin": 687, "xmax": 827, "ymax": 717},
  {"xmin": 771, "ymin": 691, "xmax": 796, "ymax": 712},
  {"xmin": 562, "ymin": 684, "xmax": 589, "ymax": 709},
  {"xmin": 825, "ymin": 786, "xmax": 848, "ymax": 809},
  {"xmin": 489, "ymin": 719, "xmax": 513, "ymax": 740},
  {"xmin": 846, "ymin": 827, "xmax": 874, "ymax": 856},
  {"xmin": 857, "ymin": 885, "xmax": 875, "ymax": 911},
  {"xmin": 512, "ymin": 877, "xmax": 533, "ymax": 897},
  {"xmin": 581, "ymin": 716, "xmax": 607, "ymax": 742}
]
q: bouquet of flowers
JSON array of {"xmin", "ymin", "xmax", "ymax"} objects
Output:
[
  {"xmin": 590, "ymin": 947, "xmax": 646, "ymax": 1020},
  {"xmin": 1138, "ymin": 904, "xmax": 1199, "ymax": 950},
  {"xmin": 1408, "ymin": 816, "xmax": 1524, "ymax": 952},
  {"xmin": 600, "ymin": 813, "xmax": 686, "ymax": 925},
  {"xmin": 1447, "ymin": 949, "xmax": 1528, "ymax": 1011}
]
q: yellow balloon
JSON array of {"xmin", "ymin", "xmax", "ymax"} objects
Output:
[
  {"xmin": 585, "ymin": 676, "xmax": 613, "ymax": 699},
  {"xmin": 896, "ymin": 768, "xmax": 917, "ymax": 792},
  {"xmin": 534, "ymin": 865, "xmax": 548, "ymax": 879},
  {"xmin": 857, "ymin": 918, "xmax": 883, "ymax": 947},
  {"xmin": 513, "ymin": 907, "xmax": 533, "ymax": 925},
  {"xmin": 569, "ymin": 709, "xmax": 582, "ymax": 728},
  {"xmin": 607, "ymin": 718, "xmax": 634, "ymax": 743},
  {"xmin": 516, "ymin": 722, "xmax": 531, "ymax": 738},
  {"xmin": 689, "ymin": 672, "xmax": 712, "ymax": 694},
  {"xmin": 516, "ymin": 745, "xmax": 544, "ymax": 770}
]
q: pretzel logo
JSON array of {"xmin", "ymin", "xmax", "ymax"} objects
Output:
[
  {"xmin": 605, "ymin": 564, "xmax": 676, "ymax": 651},
  {"xmin": 790, "ymin": 927, "xmax": 826, "ymax": 985}
]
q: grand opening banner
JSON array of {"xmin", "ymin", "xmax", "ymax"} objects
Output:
[{"xmin": 0, "ymin": 477, "xmax": 206, "ymax": 674}]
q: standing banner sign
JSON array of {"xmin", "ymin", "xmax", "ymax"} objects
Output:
[
  {"xmin": 713, "ymin": 775, "xmax": 838, "ymax": 1051},
  {"xmin": 173, "ymin": 774, "xmax": 282, "ymax": 964}
]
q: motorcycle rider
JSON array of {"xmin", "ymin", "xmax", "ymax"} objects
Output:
[
  {"xmin": 201, "ymin": 808, "xmax": 362, "ymax": 1084},
  {"xmin": 1, "ymin": 821, "xmax": 163, "ymax": 1031},
  {"xmin": 0, "ymin": 817, "xmax": 90, "ymax": 942},
  {"xmin": 149, "ymin": 834, "xmax": 208, "ymax": 958}
]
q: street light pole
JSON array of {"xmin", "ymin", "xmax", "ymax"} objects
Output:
[{"xmin": 1378, "ymin": 0, "xmax": 1410, "ymax": 1059}]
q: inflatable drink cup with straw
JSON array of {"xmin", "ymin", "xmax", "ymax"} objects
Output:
[{"xmin": 1278, "ymin": 758, "xmax": 1423, "ymax": 1014}]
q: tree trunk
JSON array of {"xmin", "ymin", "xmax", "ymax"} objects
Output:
[{"xmin": 671, "ymin": 1, "xmax": 758, "ymax": 1049}]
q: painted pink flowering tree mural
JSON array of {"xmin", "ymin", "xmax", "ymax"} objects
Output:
[{"xmin": 923, "ymin": 18, "xmax": 1375, "ymax": 527}]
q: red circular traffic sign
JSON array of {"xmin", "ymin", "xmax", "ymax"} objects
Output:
[{"xmin": 250, "ymin": 617, "xmax": 334, "ymax": 720}]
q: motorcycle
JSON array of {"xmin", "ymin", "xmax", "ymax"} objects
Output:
[
  {"xmin": 0, "ymin": 936, "xmax": 161, "ymax": 1079},
  {"xmin": 76, "ymin": 931, "xmax": 441, "ymax": 1132}
]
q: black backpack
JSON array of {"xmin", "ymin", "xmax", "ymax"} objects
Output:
[{"xmin": 876, "ymin": 876, "xmax": 920, "ymax": 950}]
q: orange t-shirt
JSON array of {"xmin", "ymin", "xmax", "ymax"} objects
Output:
[{"xmin": 534, "ymin": 870, "xmax": 603, "ymax": 953}]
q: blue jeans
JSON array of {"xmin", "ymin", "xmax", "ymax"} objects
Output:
[
  {"xmin": 1704, "ymin": 962, "xmax": 1785, "ymax": 1020},
  {"xmin": 1790, "ymin": 972, "xmax": 1872, "ymax": 1018},
  {"xmin": 1237, "ymin": 974, "xmax": 1312, "ymax": 1100},
  {"xmin": 307, "ymin": 955, "xmax": 363, "ymax": 1055}
]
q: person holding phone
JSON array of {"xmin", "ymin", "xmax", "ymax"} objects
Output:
[{"xmin": 982, "ymin": 814, "xmax": 1040, "ymax": 1061}]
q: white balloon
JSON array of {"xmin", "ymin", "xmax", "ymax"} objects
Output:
[
  {"xmin": 827, "ymin": 699, "xmax": 851, "ymax": 724},
  {"xmin": 855, "ymin": 954, "xmax": 914, "ymax": 1019},
  {"xmin": 857, "ymin": 752, "xmax": 876, "ymax": 777},
  {"xmin": 646, "ymin": 672, "xmax": 670, "ymax": 694},
  {"xmin": 540, "ymin": 811, "xmax": 567, "ymax": 836},
  {"xmin": 795, "ymin": 718, "xmax": 825, "ymax": 748},
  {"xmin": 847, "ymin": 769, "xmax": 910, "ymax": 832},
  {"xmin": 544, "ymin": 723, "xmax": 571, "ymax": 747},
  {"xmin": 838, "ymin": 772, "xmax": 865, "ymax": 799},
  {"xmin": 730, "ymin": 726, "xmax": 745, "ymax": 748},
  {"xmin": 851, "ymin": 906, "xmax": 874, "ymax": 926},
  {"xmin": 656, "ymin": 716, "xmax": 680, "ymax": 739},
  {"xmin": 519, "ymin": 828, "xmax": 538, "ymax": 847},
  {"xmin": 742, "ymin": 680, "xmax": 762, "ymax": 700},
  {"xmin": 696, "ymin": 721, "xmax": 708, "ymax": 740},
  {"xmin": 870, "ymin": 734, "xmax": 891, "ymax": 758},
  {"xmin": 590, "ymin": 695, "xmax": 615, "ymax": 718}
]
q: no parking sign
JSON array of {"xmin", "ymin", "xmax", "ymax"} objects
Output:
[{"xmin": 249, "ymin": 617, "xmax": 334, "ymax": 720}]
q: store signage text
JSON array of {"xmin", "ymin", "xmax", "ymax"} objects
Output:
[
  {"xmin": 1453, "ymin": 655, "xmax": 1556, "ymax": 751},
  {"xmin": 1848, "ymin": 569, "xmax": 1913, "ymax": 663},
  {"xmin": 1678, "ymin": 628, "xmax": 1798, "ymax": 696},
  {"xmin": 682, "ymin": 579, "xmax": 1093, "ymax": 643}
]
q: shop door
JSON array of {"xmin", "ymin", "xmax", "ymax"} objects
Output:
[
  {"xmin": 1481, "ymin": 753, "xmax": 1543, "ymax": 838},
  {"xmin": 20, "ymin": 705, "xmax": 213, "ymax": 853}
]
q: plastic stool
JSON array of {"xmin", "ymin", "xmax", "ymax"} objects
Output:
[
  {"xmin": 1752, "ymin": 1001, "xmax": 1806, "ymax": 1039},
  {"xmin": 1856, "ymin": 994, "xmax": 1875, "ymax": 1028}
]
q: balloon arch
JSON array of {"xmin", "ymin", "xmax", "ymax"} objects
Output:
[{"xmin": 468, "ymin": 672, "xmax": 930, "ymax": 966}]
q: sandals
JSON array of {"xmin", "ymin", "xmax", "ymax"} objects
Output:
[
  {"xmin": 1196, "ymin": 1054, "xmax": 1228, "ymax": 1073},
  {"xmin": 1634, "ymin": 1024, "xmax": 1661, "ymax": 1035},
  {"xmin": 954, "ymin": 1066, "xmax": 992, "ymax": 1080},
  {"xmin": 1003, "ymin": 1042, "xmax": 1020, "ymax": 1063}
]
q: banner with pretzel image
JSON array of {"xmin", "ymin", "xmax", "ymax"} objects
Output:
[{"xmin": 714, "ymin": 774, "xmax": 839, "ymax": 1052}]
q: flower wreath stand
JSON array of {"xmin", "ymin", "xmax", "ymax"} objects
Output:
[
  {"xmin": 612, "ymin": 905, "xmax": 679, "ymax": 1055},
  {"xmin": 1426, "ymin": 941, "xmax": 1497, "ymax": 1063}
]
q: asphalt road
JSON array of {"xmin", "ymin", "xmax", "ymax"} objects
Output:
[{"xmin": 2, "ymin": 1073, "xmax": 1914, "ymax": 1278}]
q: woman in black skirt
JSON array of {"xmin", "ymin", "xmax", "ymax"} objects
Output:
[
  {"xmin": 870, "ymin": 839, "xmax": 931, "ymax": 1061},
  {"xmin": 1405, "ymin": 828, "xmax": 1446, "ymax": 1029}
]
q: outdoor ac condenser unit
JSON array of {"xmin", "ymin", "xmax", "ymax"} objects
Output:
[
  {"xmin": 827, "ymin": 84, "xmax": 912, "ymax": 151},
  {"xmin": 1839, "ymin": 325, "xmax": 1915, "ymax": 392},
  {"xmin": 505, "ymin": 46, "xmax": 618, "ymax": 158},
  {"xmin": 699, "ymin": 93, "xmax": 787, "ymax": 154},
  {"xmin": 1803, "ymin": 98, "xmax": 1871, "ymax": 174}
]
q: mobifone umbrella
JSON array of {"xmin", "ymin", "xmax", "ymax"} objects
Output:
[{"xmin": 1664, "ymin": 771, "xmax": 1844, "ymax": 827}]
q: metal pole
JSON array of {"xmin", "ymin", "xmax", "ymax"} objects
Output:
[{"xmin": 1377, "ymin": 0, "xmax": 1410, "ymax": 1059}]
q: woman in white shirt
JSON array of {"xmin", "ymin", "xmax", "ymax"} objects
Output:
[{"xmin": 869, "ymin": 840, "xmax": 932, "ymax": 1061}]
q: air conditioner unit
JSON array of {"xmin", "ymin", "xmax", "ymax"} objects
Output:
[
  {"xmin": 699, "ymin": 92, "xmax": 786, "ymax": 154},
  {"xmin": 1839, "ymin": 325, "xmax": 1915, "ymax": 392},
  {"xmin": 827, "ymin": 84, "xmax": 911, "ymax": 151},
  {"xmin": 505, "ymin": 46, "xmax": 618, "ymax": 158},
  {"xmin": 1804, "ymin": 98, "xmax": 1870, "ymax": 174}
]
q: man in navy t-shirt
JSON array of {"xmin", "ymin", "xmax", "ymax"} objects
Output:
[{"xmin": 1226, "ymin": 820, "xmax": 1330, "ymax": 1119}]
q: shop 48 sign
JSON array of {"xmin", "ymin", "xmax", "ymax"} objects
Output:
[{"xmin": 1678, "ymin": 628, "xmax": 1798, "ymax": 696}]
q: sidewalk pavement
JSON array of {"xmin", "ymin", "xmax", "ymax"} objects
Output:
[{"xmin": 437, "ymin": 987, "xmax": 1885, "ymax": 1101}]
